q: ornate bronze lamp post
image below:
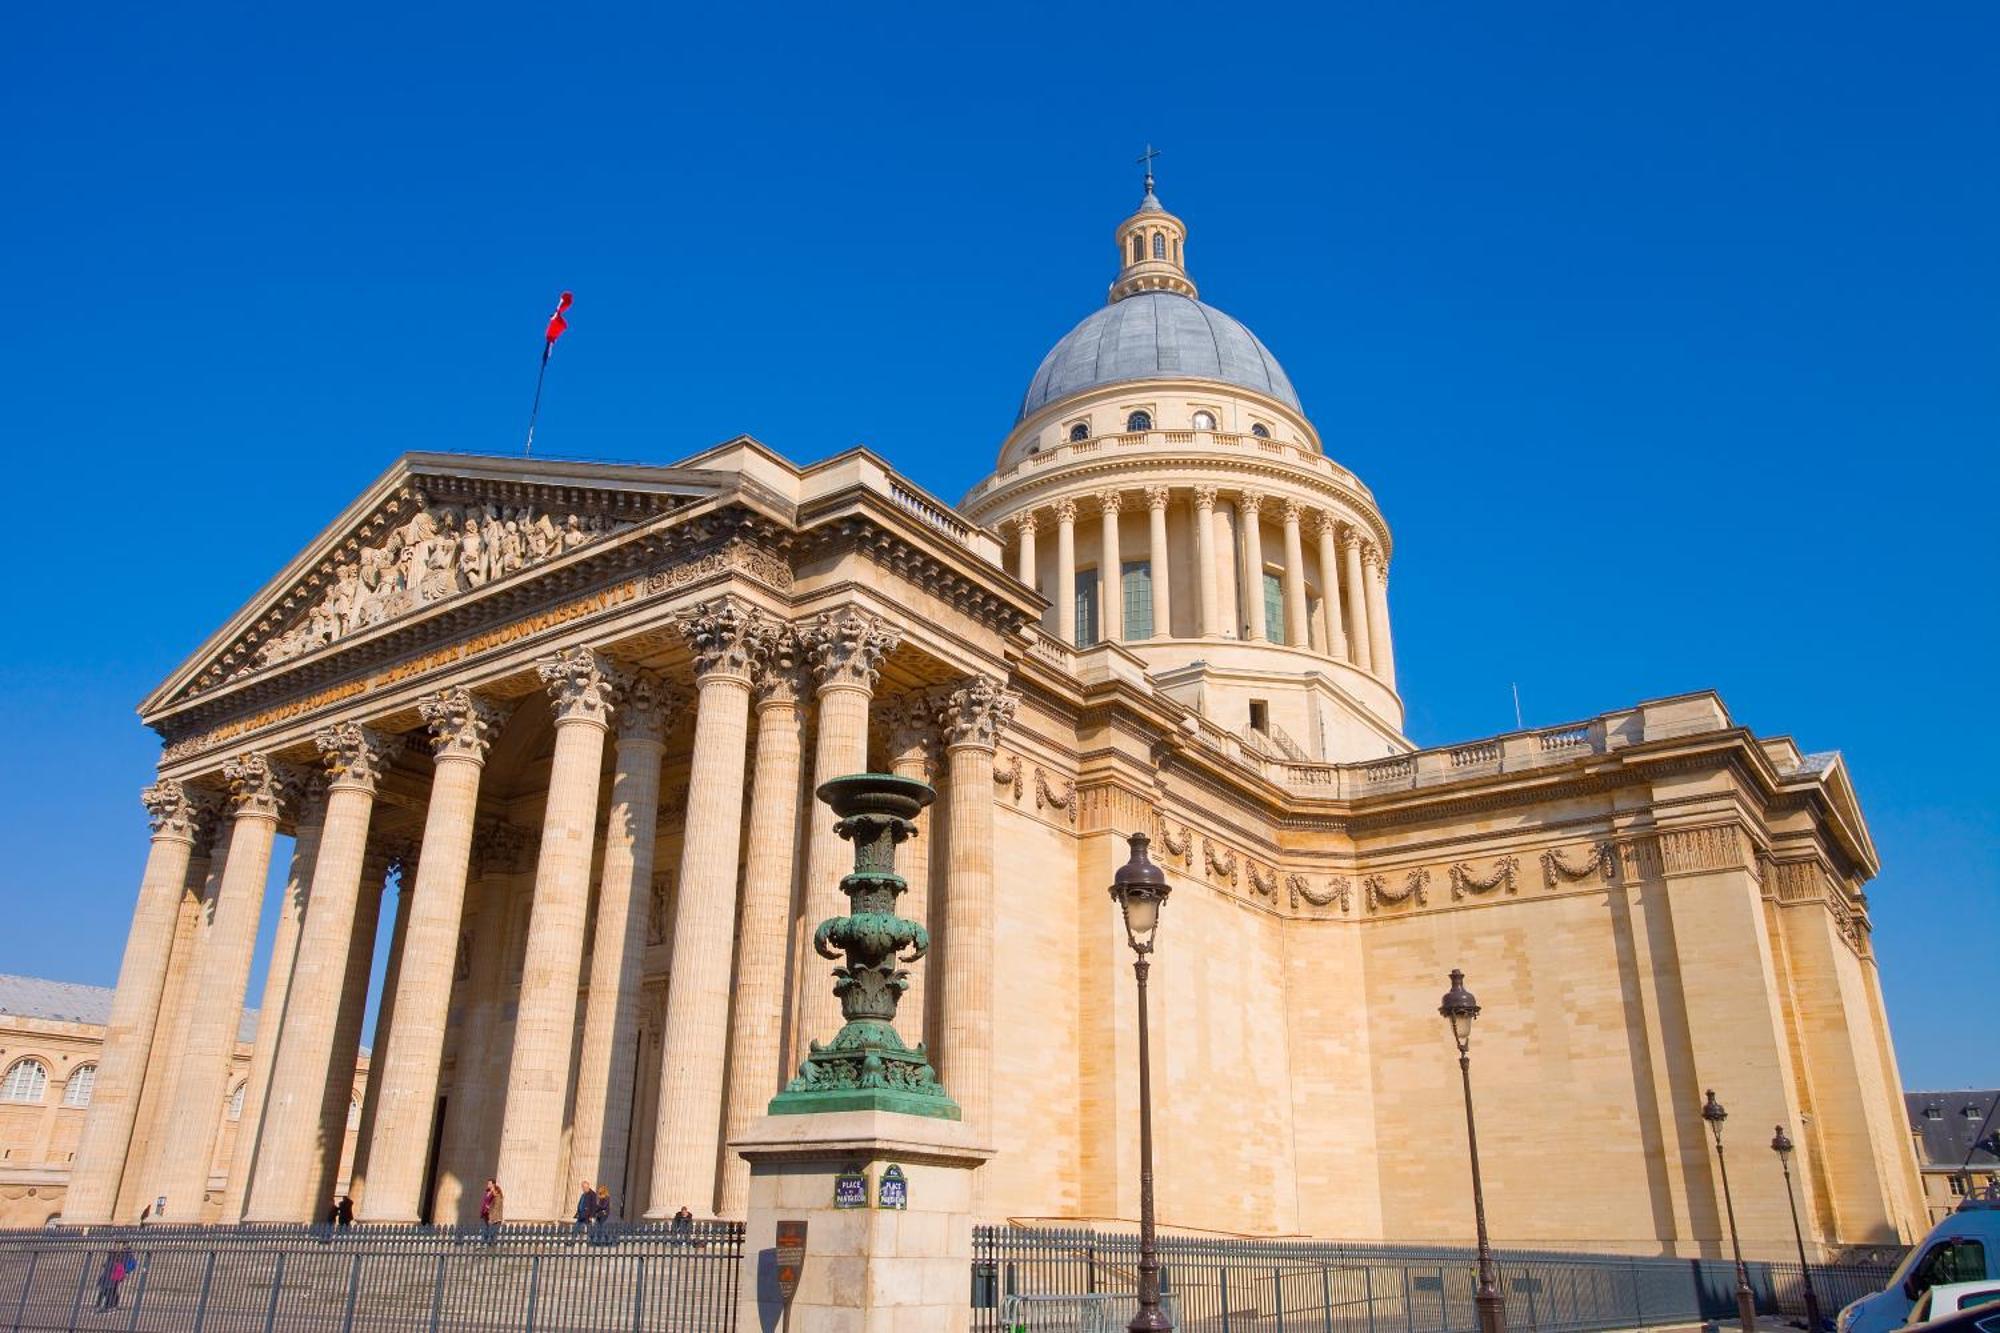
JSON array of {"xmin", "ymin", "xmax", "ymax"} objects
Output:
[
  {"xmin": 1770, "ymin": 1125, "xmax": 1822, "ymax": 1331},
  {"xmin": 1110, "ymin": 833, "xmax": 1173, "ymax": 1333},
  {"xmin": 1702, "ymin": 1090, "xmax": 1757, "ymax": 1333},
  {"xmin": 1439, "ymin": 970, "xmax": 1506, "ymax": 1333}
]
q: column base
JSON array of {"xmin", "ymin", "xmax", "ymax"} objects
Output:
[{"xmin": 731, "ymin": 1110, "xmax": 992, "ymax": 1333}]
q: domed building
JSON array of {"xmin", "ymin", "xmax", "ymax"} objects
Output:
[{"xmin": 67, "ymin": 172, "xmax": 1920, "ymax": 1274}]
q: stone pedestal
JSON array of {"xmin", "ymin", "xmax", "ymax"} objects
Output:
[{"xmin": 732, "ymin": 1110, "xmax": 991, "ymax": 1333}]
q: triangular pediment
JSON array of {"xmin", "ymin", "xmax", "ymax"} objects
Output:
[{"xmin": 145, "ymin": 451, "xmax": 732, "ymax": 718}]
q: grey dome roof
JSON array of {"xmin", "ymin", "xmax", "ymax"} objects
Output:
[{"xmin": 1017, "ymin": 291, "xmax": 1301, "ymax": 423}]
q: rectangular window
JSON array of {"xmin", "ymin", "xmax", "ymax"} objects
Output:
[
  {"xmin": 1263, "ymin": 571, "xmax": 1285, "ymax": 643},
  {"xmin": 1249, "ymin": 700, "xmax": 1269, "ymax": 733},
  {"xmin": 1122, "ymin": 561, "xmax": 1152, "ymax": 640},
  {"xmin": 1074, "ymin": 569, "xmax": 1100, "ymax": 647}
]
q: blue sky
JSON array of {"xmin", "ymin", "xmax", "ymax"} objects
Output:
[{"xmin": 2, "ymin": 4, "xmax": 1993, "ymax": 1090}]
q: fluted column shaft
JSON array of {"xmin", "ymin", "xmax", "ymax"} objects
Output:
[
  {"xmin": 248, "ymin": 725, "xmax": 391, "ymax": 1221},
  {"xmin": 1193, "ymin": 488, "xmax": 1220, "ymax": 637},
  {"xmin": 1054, "ymin": 500, "xmax": 1078, "ymax": 645},
  {"xmin": 718, "ymin": 636, "xmax": 806, "ymax": 1220},
  {"xmin": 884, "ymin": 695, "xmax": 938, "ymax": 1049},
  {"xmin": 568, "ymin": 675, "xmax": 672, "ymax": 1211},
  {"xmin": 497, "ymin": 647, "xmax": 617, "ymax": 1221},
  {"xmin": 66, "ymin": 783, "xmax": 216, "ymax": 1223},
  {"xmin": 1146, "ymin": 487, "xmax": 1172, "ymax": 638},
  {"xmin": 1240, "ymin": 494, "xmax": 1268, "ymax": 641},
  {"xmin": 1099, "ymin": 493, "xmax": 1123, "ymax": 644},
  {"xmin": 651, "ymin": 599, "xmax": 756, "ymax": 1218},
  {"xmin": 936, "ymin": 678, "xmax": 1016, "ymax": 1141},
  {"xmin": 156, "ymin": 754, "xmax": 296, "ymax": 1220},
  {"xmin": 1015, "ymin": 513, "xmax": 1038, "ymax": 591},
  {"xmin": 315, "ymin": 854, "xmax": 387, "ymax": 1206},
  {"xmin": 1340, "ymin": 530, "xmax": 1373, "ymax": 673},
  {"xmin": 1365, "ymin": 548, "xmax": 1397, "ymax": 687},
  {"xmin": 1281, "ymin": 501, "xmax": 1309, "ymax": 648},
  {"xmin": 221, "ymin": 783, "xmax": 327, "ymax": 1222},
  {"xmin": 122, "ymin": 847, "xmax": 215, "ymax": 1220},
  {"xmin": 360, "ymin": 690, "xmax": 503, "ymax": 1222},
  {"xmin": 1316, "ymin": 515, "xmax": 1348, "ymax": 660}
]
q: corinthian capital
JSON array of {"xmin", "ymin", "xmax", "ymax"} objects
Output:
[
  {"xmin": 1312, "ymin": 510, "xmax": 1339, "ymax": 539},
  {"xmin": 1012, "ymin": 511, "xmax": 1039, "ymax": 538},
  {"xmin": 1336, "ymin": 524, "xmax": 1364, "ymax": 553},
  {"xmin": 802, "ymin": 607, "xmax": 901, "ymax": 693},
  {"xmin": 1361, "ymin": 541, "xmax": 1386, "ymax": 575},
  {"xmin": 883, "ymin": 690, "xmax": 942, "ymax": 771},
  {"xmin": 141, "ymin": 779, "xmax": 222, "ymax": 843},
  {"xmin": 941, "ymin": 674, "xmax": 1019, "ymax": 752},
  {"xmin": 1097, "ymin": 490, "xmax": 1123, "ymax": 517},
  {"xmin": 419, "ymin": 687, "xmax": 506, "ymax": 762},
  {"xmin": 313, "ymin": 721, "xmax": 397, "ymax": 792},
  {"xmin": 538, "ymin": 646, "xmax": 619, "ymax": 725},
  {"xmin": 223, "ymin": 752, "xmax": 308, "ymax": 818},
  {"xmin": 617, "ymin": 669, "xmax": 685, "ymax": 743},
  {"xmin": 674, "ymin": 595, "xmax": 758, "ymax": 682},
  {"xmin": 1192, "ymin": 484, "xmax": 1218, "ymax": 511},
  {"xmin": 1145, "ymin": 485, "xmax": 1173, "ymax": 512},
  {"xmin": 1281, "ymin": 498, "xmax": 1304, "ymax": 525},
  {"xmin": 747, "ymin": 618, "xmax": 807, "ymax": 707},
  {"xmin": 1238, "ymin": 490, "xmax": 1266, "ymax": 517},
  {"xmin": 1051, "ymin": 498, "xmax": 1078, "ymax": 525}
]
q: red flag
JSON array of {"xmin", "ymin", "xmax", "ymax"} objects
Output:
[{"xmin": 544, "ymin": 291, "xmax": 573, "ymax": 346}]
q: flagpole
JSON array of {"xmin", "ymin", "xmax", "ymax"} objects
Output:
[{"xmin": 524, "ymin": 344, "xmax": 552, "ymax": 456}]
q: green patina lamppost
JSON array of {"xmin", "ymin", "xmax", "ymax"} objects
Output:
[
  {"xmin": 1770, "ymin": 1125, "xmax": 1823, "ymax": 1331},
  {"xmin": 1702, "ymin": 1090, "xmax": 1758, "ymax": 1333},
  {"xmin": 770, "ymin": 773, "xmax": 959, "ymax": 1119},
  {"xmin": 1439, "ymin": 969, "xmax": 1506, "ymax": 1333},
  {"xmin": 1109, "ymin": 832, "xmax": 1173, "ymax": 1333}
]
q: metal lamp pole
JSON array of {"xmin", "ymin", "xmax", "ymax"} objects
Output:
[
  {"xmin": 1439, "ymin": 969, "xmax": 1506, "ymax": 1333},
  {"xmin": 1111, "ymin": 833, "xmax": 1174, "ymax": 1333},
  {"xmin": 1770, "ymin": 1126, "xmax": 1822, "ymax": 1331},
  {"xmin": 1703, "ymin": 1091, "xmax": 1758, "ymax": 1333}
]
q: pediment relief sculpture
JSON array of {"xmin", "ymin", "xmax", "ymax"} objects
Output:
[{"xmin": 200, "ymin": 484, "xmax": 643, "ymax": 693}]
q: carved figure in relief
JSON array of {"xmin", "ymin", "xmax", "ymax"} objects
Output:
[
  {"xmin": 458, "ymin": 517, "xmax": 487, "ymax": 588},
  {"xmin": 563, "ymin": 514, "xmax": 588, "ymax": 549}
]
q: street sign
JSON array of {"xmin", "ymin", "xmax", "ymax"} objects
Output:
[
  {"xmin": 833, "ymin": 1168, "xmax": 869, "ymax": 1209},
  {"xmin": 876, "ymin": 1164, "xmax": 907, "ymax": 1210},
  {"xmin": 775, "ymin": 1220, "xmax": 806, "ymax": 1302}
]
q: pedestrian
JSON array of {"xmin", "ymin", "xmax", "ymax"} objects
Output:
[
  {"xmin": 93, "ymin": 1252, "xmax": 119, "ymax": 1312},
  {"xmin": 106, "ymin": 1248, "xmax": 136, "ymax": 1311},
  {"xmin": 592, "ymin": 1184, "xmax": 612, "ymax": 1241},
  {"xmin": 479, "ymin": 1179, "xmax": 503, "ymax": 1243},
  {"xmin": 669, "ymin": 1204, "xmax": 693, "ymax": 1244},
  {"xmin": 572, "ymin": 1180, "xmax": 595, "ymax": 1240},
  {"xmin": 335, "ymin": 1195, "xmax": 354, "ymax": 1228}
]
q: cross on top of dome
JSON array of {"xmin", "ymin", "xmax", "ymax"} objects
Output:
[{"xmin": 1112, "ymin": 148, "xmax": 1196, "ymax": 303}]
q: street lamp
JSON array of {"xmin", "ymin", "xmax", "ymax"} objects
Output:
[
  {"xmin": 1439, "ymin": 969, "xmax": 1506, "ymax": 1333},
  {"xmin": 1702, "ymin": 1090, "xmax": 1757, "ymax": 1333},
  {"xmin": 1770, "ymin": 1126, "xmax": 1823, "ymax": 1331},
  {"xmin": 1110, "ymin": 833, "xmax": 1173, "ymax": 1333}
]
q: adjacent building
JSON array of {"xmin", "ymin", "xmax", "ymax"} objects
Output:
[
  {"xmin": 62, "ymin": 179, "xmax": 1923, "ymax": 1256},
  {"xmin": 1908, "ymin": 1090, "xmax": 2000, "ymax": 1223}
]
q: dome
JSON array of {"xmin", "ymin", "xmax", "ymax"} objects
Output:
[{"xmin": 1016, "ymin": 291, "xmax": 1302, "ymax": 424}]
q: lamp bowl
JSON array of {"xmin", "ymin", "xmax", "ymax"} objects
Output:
[{"xmin": 817, "ymin": 772, "xmax": 937, "ymax": 822}]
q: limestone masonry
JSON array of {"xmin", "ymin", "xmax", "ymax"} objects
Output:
[{"xmin": 56, "ymin": 182, "xmax": 1920, "ymax": 1258}]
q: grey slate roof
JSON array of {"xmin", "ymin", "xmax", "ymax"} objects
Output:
[
  {"xmin": 1907, "ymin": 1089, "xmax": 2000, "ymax": 1167},
  {"xmin": 0, "ymin": 973, "xmax": 259, "ymax": 1045},
  {"xmin": 1017, "ymin": 291, "xmax": 1302, "ymax": 423}
]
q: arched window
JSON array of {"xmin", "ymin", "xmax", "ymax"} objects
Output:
[
  {"xmin": 1068, "ymin": 422, "xmax": 1090, "ymax": 443},
  {"xmin": 226, "ymin": 1080, "xmax": 246, "ymax": 1120},
  {"xmin": 347, "ymin": 1096, "xmax": 361, "ymax": 1131},
  {"xmin": 3, "ymin": 1059, "xmax": 48, "ymax": 1104},
  {"xmin": 62, "ymin": 1065, "xmax": 95, "ymax": 1109},
  {"xmin": 1250, "ymin": 422, "xmax": 1271, "ymax": 438},
  {"xmin": 1130, "ymin": 235, "xmax": 1144, "ymax": 264},
  {"xmin": 1152, "ymin": 232, "xmax": 1166, "ymax": 260},
  {"xmin": 1191, "ymin": 411, "xmax": 1217, "ymax": 431},
  {"xmin": 1126, "ymin": 410, "xmax": 1153, "ymax": 432}
]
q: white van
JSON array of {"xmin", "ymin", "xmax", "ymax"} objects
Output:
[
  {"xmin": 1840, "ymin": 1203, "xmax": 2000, "ymax": 1333},
  {"xmin": 1909, "ymin": 1281, "xmax": 2000, "ymax": 1324}
]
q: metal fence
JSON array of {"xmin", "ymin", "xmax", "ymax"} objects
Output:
[
  {"xmin": 971, "ymin": 1227, "xmax": 1900, "ymax": 1333},
  {"xmin": 0, "ymin": 1222, "xmax": 742, "ymax": 1332}
]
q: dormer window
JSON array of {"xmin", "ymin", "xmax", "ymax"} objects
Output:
[
  {"xmin": 1068, "ymin": 422, "xmax": 1090, "ymax": 443},
  {"xmin": 1126, "ymin": 410, "xmax": 1153, "ymax": 432},
  {"xmin": 1250, "ymin": 422, "xmax": 1271, "ymax": 438},
  {"xmin": 1191, "ymin": 411, "xmax": 1217, "ymax": 431}
]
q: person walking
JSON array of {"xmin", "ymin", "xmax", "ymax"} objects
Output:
[
  {"xmin": 572, "ymin": 1180, "xmax": 595, "ymax": 1241},
  {"xmin": 669, "ymin": 1205, "xmax": 694, "ymax": 1244},
  {"xmin": 592, "ymin": 1184, "xmax": 612, "ymax": 1242},
  {"xmin": 335, "ymin": 1195, "xmax": 354, "ymax": 1229},
  {"xmin": 479, "ymin": 1179, "xmax": 504, "ymax": 1243}
]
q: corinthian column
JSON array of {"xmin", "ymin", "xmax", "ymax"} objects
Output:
[
  {"xmin": 222, "ymin": 775, "xmax": 328, "ymax": 1222},
  {"xmin": 717, "ymin": 621, "xmax": 806, "ymax": 1220},
  {"xmin": 1280, "ymin": 499, "xmax": 1309, "ymax": 648},
  {"xmin": 1145, "ymin": 486, "xmax": 1172, "ymax": 638},
  {"xmin": 157, "ymin": 752, "xmax": 303, "ymax": 1220},
  {"xmin": 936, "ymin": 675, "xmax": 1018, "ymax": 1138},
  {"xmin": 1315, "ymin": 512, "xmax": 1347, "ymax": 659},
  {"xmin": 651, "ymin": 597, "xmax": 757, "ymax": 1218},
  {"xmin": 1013, "ymin": 512, "xmax": 1038, "ymax": 592},
  {"xmin": 66, "ymin": 781, "xmax": 222, "ymax": 1224},
  {"xmin": 569, "ymin": 671, "xmax": 677, "ymax": 1208},
  {"xmin": 496, "ymin": 646, "xmax": 619, "ymax": 1221},
  {"xmin": 359, "ymin": 688, "xmax": 505, "ymax": 1222},
  {"xmin": 1193, "ymin": 486, "xmax": 1220, "ymax": 637},
  {"xmin": 247, "ymin": 721, "xmax": 395, "ymax": 1221},
  {"xmin": 1239, "ymin": 491, "xmax": 1268, "ymax": 641},
  {"xmin": 1364, "ymin": 544, "xmax": 1396, "ymax": 687},
  {"xmin": 1339, "ymin": 527, "xmax": 1373, "ymax": 673},
  {"xmin": 883, "ymin": 691, "xmax": 940, "ymax": 1047},
  {"xmin": 1098, "ymin": 491, "xmax": 1123, "ymax": 644},
  {"xmin": 792, "ymin": 608, "xmax": 901, "ymax": 1061},
  {"xmin": 1053, "ymin": 499, "xmax": 1078, "ymax": 644}
]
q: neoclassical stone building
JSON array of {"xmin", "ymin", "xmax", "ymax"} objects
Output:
[{"xmin": 67, "ymin": 181, "xmax": 1922, "ymax": 1257}]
